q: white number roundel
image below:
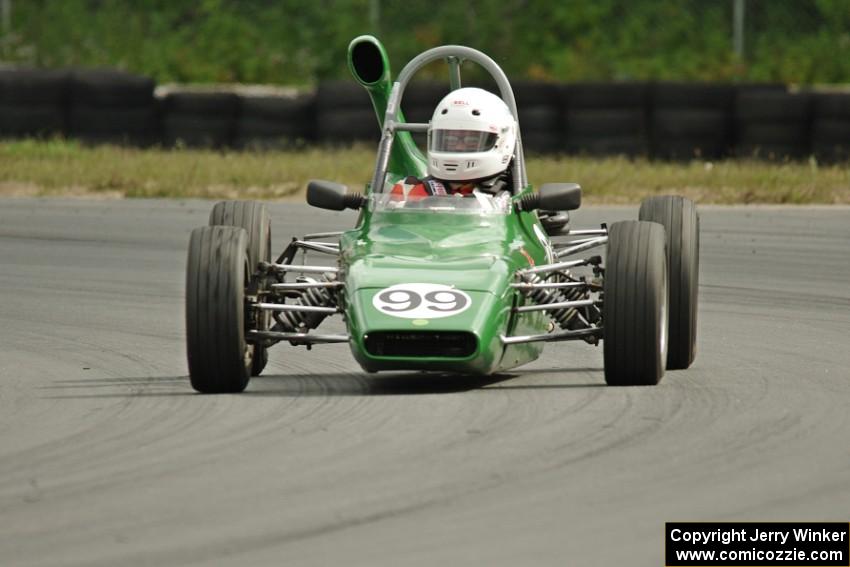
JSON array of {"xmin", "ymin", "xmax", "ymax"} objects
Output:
[{"xmin": 372, "ymin": 283, "xmax": 472, "ymax": 319}]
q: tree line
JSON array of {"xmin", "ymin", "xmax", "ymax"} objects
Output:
[{"xmin": 4, "ymin": 0, "xmax": 849, "ymax": 85}]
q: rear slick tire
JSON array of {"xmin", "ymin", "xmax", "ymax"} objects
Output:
[
  {"xmin": 209, "ymin": 200, "xmax": 272, "ymax": 376},
  {"xmin": 639, "ymin": 195, "xmax": 699, "ymax": 369},
  {"xmin": 186, "ymin": 226, "xmax": 253, "ymax": 393},
  {"xmin": 603, "ymin": 221, "xmax": 669, "ymax": 386}
]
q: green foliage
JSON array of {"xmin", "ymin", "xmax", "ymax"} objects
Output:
[{"xmin": 2, "ymin": 0, "xmax": 849, "ymax": 85}]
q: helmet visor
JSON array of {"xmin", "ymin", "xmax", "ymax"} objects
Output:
[{"xmin": 430, "ymin": 129, "xmax": 498, "ymax": 153}]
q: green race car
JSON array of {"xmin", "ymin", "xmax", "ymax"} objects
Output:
[{"xmin": 185, "ymin": 36, "xmax": 700, "ymax": 393}]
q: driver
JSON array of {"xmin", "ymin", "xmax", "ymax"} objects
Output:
[{"xmin": 390, "ymin": 87, "xmax": 517, "ymax": 200}]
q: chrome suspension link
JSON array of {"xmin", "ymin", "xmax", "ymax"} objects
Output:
[
  {"xmin": 517, "ymin": 271, "xmax": 588, "ymax": 329},
  {"xmin": 272, "ymin": 275, "xmax": 340, "ymax": 332}
]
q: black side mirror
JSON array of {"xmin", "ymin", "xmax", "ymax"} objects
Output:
[
  {"xmin": 538, "ymin": 183, "xmax": 582, "ymax": 211},
  {"xmin": 307, "ymin": 180, "xmax": 366, "ymax": 211},
  {"xmin": 516, "ymin": 183, "xmax": 582, "ymax": 212}
]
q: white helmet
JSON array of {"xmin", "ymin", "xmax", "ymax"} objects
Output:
[{"xmin": 427, "ymin": 87, "xmax": 517, "ymax": 182}]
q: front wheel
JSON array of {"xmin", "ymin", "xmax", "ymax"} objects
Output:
[
  {"xmin": 603, "ymin": 221, "xmax": 669, "ymax": 386},
  {"xmin": 185, "ymin": 226, "xmax": 254, "ymax": 393}
]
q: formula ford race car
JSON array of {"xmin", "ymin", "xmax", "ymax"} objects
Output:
[{"xmin": 185, "ymin": 36, "xmax": 700, "ymax": 393}]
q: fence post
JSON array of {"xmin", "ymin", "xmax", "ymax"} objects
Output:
[{"xmin": 733, "ymin": 0, "xmax": 746, "ymax": 58}]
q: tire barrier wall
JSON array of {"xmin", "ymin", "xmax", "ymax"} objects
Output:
[
  {"xmin": 0, "ymin": 67, "xmax": 848, "ymax": 161},
  {"xmin": 735, "ymin": 89, "xmax": 811, "ymax": 160},
  {"xmin": 564, "ymin": 83, "xmax": 649, "ymax": 157},
  {"xmin": 315, "ymin": 80, "xmax": 377, "ymax": 145},
  {"xmin": 651, "ymin": 83, "xmax": 735, "ymax": 160},
  {"xmin": 162, "ymin": 92, "xmax": 239, "ymax": 148},
  {"xmin": 0, "ymin": 69, "xmax": 68, "ymax": 138},
  {"xmin": 69, "ymin": 69, "xmax": 158, "ymax": 147},
  {"xmin": 236, "ymin": 93, "xmax": 314, "ymax": 150},
  {"xmin": 812, "ymin": 94, "xmax": 850, "ymax": 163}
]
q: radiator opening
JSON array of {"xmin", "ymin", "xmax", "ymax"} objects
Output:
[{"xmin": 364, "ymin": 331, "xmax": 477, "ymax": 358}]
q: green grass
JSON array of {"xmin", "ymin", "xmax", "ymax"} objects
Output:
[{"xmin": 1, "ymin": 139, "xmax": 848, "ymax": 204}]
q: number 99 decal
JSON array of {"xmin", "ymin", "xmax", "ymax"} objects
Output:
[{"xmin": 372, "ymin": 283, "xmax": 472, "ymax": 319}]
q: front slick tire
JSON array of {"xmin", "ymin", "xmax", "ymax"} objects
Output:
[
  {"xmin": 603, "ymin": 221, "xmax": 669, "ymax": 386},
  {"xmin": 186, "ymin": 226, "xmax": 253, "ymax": 393}
]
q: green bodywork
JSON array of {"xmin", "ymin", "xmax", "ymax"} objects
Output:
[
  {"xmin": 338, "ymin": 37, "xmax": 552, "ymax": 374},
  {"xmin": 347, "ymin": 35, "xmax": 428, "ymax": 182}
]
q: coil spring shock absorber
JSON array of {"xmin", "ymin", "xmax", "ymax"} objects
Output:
[
  {"xmin": 275, "ymin": 275, "xmax": 339, "ymax": 332},
  {"xmin": 520, "ymin": 272, "xmax": 586, "ymax": 330}
]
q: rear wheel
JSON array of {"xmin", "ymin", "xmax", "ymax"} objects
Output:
[
  {"xmin": 186, "ymin": 226, "xmax": 253, "ymax": 393},
  {"xmin": 639, "ymin": 195, "xmax": 699, "ymax": 369},
  {"xmin": 603, "ymin": 221, "xmax": 669, "ymax": 386},
  {"xmin": 209, "ymin": 200, "xmax": 272, "ymax": 376}
]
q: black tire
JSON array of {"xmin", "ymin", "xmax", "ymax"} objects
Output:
[
  {"xmin": 235, "ymin": 117, "xmax": 311, "ymax": 144},
  {"xmin": 0, "ymin": 69, "xmax": 70, "ymax": 104},
  {"xmin": 163, "ymin": 91, "xmax": 239, "ymax": 116},
  {"xmin": 186, "ymin": 226, "xmax": 254, "ymax": 393},
  {"xmin": 653, "ymin": 109, "xmax": 729, "ymax": 137},
  {"xmin": 812, "ymin": 119, "xmax": 850, "ymax": 144},
  {"xmin": 603, "ymin": 221, "xmax": 669, "ymax": 386},
  {"xmin": 652, "ymin": 83, "xmax": 734, "ymax": 110},
  {"xmin": 240, "ymin": 94, "xmax": 315, "ymax": 120},
  {"xmin": 811, "ymin": 97, "xmax": 850, "ymax": 161},
  {"xmin": 0, "ymin": 104, "xmax": 65, "ymax": 136},
  {"xmin": 68, "ymin": 105, "xmax": 158, "ymax": 135},
  {"xmin": 812, "ymin": 119, "xmax": 850, "ymax": 162},
  {"xmin": 735, "ymin": 124, "xmax": 809, "ymax": 160},
  {"xmin": 566, "ymin": 134, "xmax": 649, "ymax": 157},
  {"xmin": 402, "ymin": 81, "xmax": 449, "ymax": 107},
  {"xmin": 400, "ymin": 104, "xmax": 435, "ymax": 125},
  {"xmin": 563, "ymin": 82, "xmax": 649, "ymax": 108},
  {"xmin": 237, "ymin": 96, "xmax": 315, "ymax": 144},
  {"xmin": 639, "ymin": 196, "xmax": 699, "ymax": 369},
  {"xmin": 209, "ymin": 201, "xmax": 271, "ymax": 284},
  {"xmin": 521, "ymin": 131, "xmax": 565, "ymax": 154},
  {"xmin": 316, "ymin": 108, "xmax": 379, "ymax": 143},
  {"xmin": 733, "ymin": 92, "xmax": 811, "ymax": 159},
  {"xmin": 163, "ymin": 115, "xmax": 234, "ymax": 148},
  {"xmin": 519, "ymin": 105, "xmax": 562, "ymax": 131},
  {"xmin": 315, "ymin": 80, "xmax": 372, "ymax": 109},
  {"xmin": 735, "ymin": 83, "xmax": 786, "ymax": 95},
  {"xmin": 735, "ymin": 91, "xmax": 810, "ymax": 121},
  {"xmin": 652, "ymin": 109, "xmax": 731, "ymax": 159},
  {"xmin": 813, "ymin": 93, "xmax": 850, "ymax": 120},
  {"xmin": 209, "ymin": 201, "xmax": 272, "ymax": 376},
  {"xmin": 513, "ymin": 81, "xmax": 562, "ymax": 107},
  {"xmin": 736, "ymin": 122, "xmax": 809, "ymax": 145},
  {"xmin": 69, "ymin": 69, "xmax": 155, "ymax": 107},
  {"xmin": 566, "ymin": 108, "xmax": 647, "ymax": 136}
]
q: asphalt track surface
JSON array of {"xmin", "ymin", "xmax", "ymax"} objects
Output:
[{"xmin": 0, "ymin": 199, "xmax": 848, "ymax": 567}]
